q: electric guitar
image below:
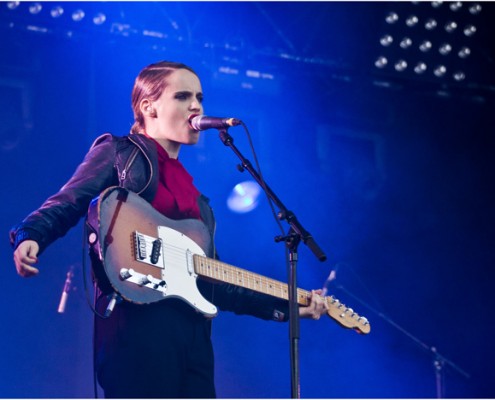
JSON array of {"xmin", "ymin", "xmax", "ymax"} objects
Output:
[{"xmin": 86, "ymin": 186, "xmax": 370, "ymax": 334}]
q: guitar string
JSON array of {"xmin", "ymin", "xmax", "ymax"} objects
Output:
[
  {"xmin": 140, "ymin": 241, "xmax": 364, "ymax": 328},
  {"xmin": 151, "ymin": 242, "xmax": 337, "ymax": 308}
]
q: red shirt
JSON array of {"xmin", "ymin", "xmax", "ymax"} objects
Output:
[{"xmin": 148, "ymin": 138, "xmax": 201, "ymax": 220}]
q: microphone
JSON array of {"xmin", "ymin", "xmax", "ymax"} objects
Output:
[
  {"xmin": 58, "ymin": 266, "xmax": 74, "ymax": 314},
  {"xmin": 189, "ymin": 115, "xmax": 242, "ymax": 131}
]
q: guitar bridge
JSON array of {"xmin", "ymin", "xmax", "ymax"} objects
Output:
[{"xmin": 133, "ymin": 231, "xmax": 164, "ymax": 268}]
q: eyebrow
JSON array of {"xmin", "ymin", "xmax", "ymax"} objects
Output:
[{"xmin": 174, "ymin": 90, "xmax": 203, "ymax": 97}]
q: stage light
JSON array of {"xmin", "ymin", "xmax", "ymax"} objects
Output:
[
  {"xmin": 425, "ymin": 18, "xmax": 437, "ymax": 30},
  {"xmin": 434, "ymin": 65, "xmax": 447, "ymax": 77},
  {"xmin": 385, "ymin": 12, "xmax": 399, "ymax": 24},
  {"xmin": 394, "ymin": 60, "xmax": 407, "ymax": 72},
  {"xmin": 414, "ymin": 62, "xmax": 427, "ymax": 74},
  {"xmin": 463, "ymin": 25, "xmax": 476, "ymax": 37},
  {"xmin": 374, "ymin": 2, "xmax": 487, "ymax": 88},
  {"xmin": 439, "ymin": 43, "xmax": 452, "ymax": 56},
  {"xmin": 469, "ymin": 3, "xmax": 482, "ymax": 15},
  {"xmin": 449, "ymin": 2, "xmax": 462, "ymax": 12},
  {"xmin": 380, "ymin": 34, "xmax": 393, "ymax": 47},
  {"xmin": 72, "ymin": 10, "xmax": 85, "ymax": 22},
  {"xmin": 93, "ymin": 13, "xmax": 106, "ymax": 25},
  {"xmin": 28, "ymin": 3, "xmax": 42, "ymax": 14},
  {"xmin": 405, "ymin": 15, "xmax": 419, "ymax": 27},
  {"xmin": 6, "ymin": 2, "xmax": 20, "ymax": 10},
  {"xmin": 458, "ymin": 46, "xmax": 471, "ymax": 59},
  {"xmin": 399, "ymin": 37, "xmax": 412, "ymax": 49},
  {"xmin": 453, "ymin": 71, "xmax": 465, "ymax": 81},
  {"xmin": 375, "ymin": 56, "xmax": 388, "ymax": 68},
  {"xmin": 227, "ymin": 181, "xmax": 261, "ymax": 213},
  {"xmin": 50, "ymin": 6, "xmax": 63, "ymax": 18},
  {"xmin": 419, "ymin": 40, "xmax": 432, "ymax": 52},
  {"xmin": 445, "ymin": 21, "xmax": 458, "ymax": 33}
]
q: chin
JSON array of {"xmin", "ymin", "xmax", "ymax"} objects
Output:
[{"xmin": 187, "ymin": 134, "xmax": 200, "ymax": 145}]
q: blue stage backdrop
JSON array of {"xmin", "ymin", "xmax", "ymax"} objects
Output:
[{"xmin": 0, "ymin": 2, "xmax": 494, "ymax": 398}]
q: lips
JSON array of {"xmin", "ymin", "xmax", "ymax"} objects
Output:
[
  {"xmin": 187, "ymin": 114, "xmax": 201, "ymax": 130},
  {"xmin": 188, "ymin": 114, "xmax": 201, "ymax": 131}
]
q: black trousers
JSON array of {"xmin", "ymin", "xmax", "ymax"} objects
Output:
[{"xmin": 95, "ymin": 299, "xmax": 216, "ymax": 398}]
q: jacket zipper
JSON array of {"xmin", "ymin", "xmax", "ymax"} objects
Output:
[
  {"xmin": 123, "ymin": 135, "xmax": 154, "ymax": 194},
  {"xmin": 119, "ymin": 147, "xmax": 139, "ymax": 187}
]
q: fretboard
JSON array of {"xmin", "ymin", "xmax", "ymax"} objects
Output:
[{"xmin": 193, "ymin": 254, "xmax": 312, "ymax": 306}]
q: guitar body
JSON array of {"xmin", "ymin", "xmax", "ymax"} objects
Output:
[
  {"xmin": 87, "ymin": 186, "xmax": 218, "ymax": 317},
  {"xmin": 86, "ymin": 187, "xmax": 371, "ymax": 333}
]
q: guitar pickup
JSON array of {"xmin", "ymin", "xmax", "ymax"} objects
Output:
[
  {"xmin": 150, "ymin": 239, "xmax": 162, "ymax": 264},
  {"xmin": 133, "ymin": 231, "xmax": 164, "ymax": 268}
]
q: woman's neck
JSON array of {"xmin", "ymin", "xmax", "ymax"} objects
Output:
[
  {"xmin": 139, "ymin": 131, "xmax": 180, "ymax": 159},
  {"xmin": 154, "ymin": 138, "xmax": 180, "ymax": 159}
]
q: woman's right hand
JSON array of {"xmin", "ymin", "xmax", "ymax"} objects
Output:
[{"xmin": 13, "ymin": 240, "xmax": 40, "ymax": 278}]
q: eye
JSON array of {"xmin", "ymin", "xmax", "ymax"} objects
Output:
[
  {"xmin": 175, "ymin": 92, "xmax": 189, "ymax": 100},
  {"xmin": 197, "ymin": 94, "xmax": 204, "ymax": 103}
]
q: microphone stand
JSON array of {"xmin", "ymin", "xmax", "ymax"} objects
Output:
[
  {"xmin": 217, "ymin": 128, "xmax": 327, "ymax": 398},
  {"xmin": 336, "ymin": 284, "xmax": 470, "ymax": 398}
]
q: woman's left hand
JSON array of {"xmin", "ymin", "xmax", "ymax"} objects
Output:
[{"xmin": 299, "ymin": 289, "xmax": 329, "ymax": 320}]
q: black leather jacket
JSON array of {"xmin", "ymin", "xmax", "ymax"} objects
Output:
[{"xmin": 9, "ymin": 133, "xmax": 288, "ymax": 321}]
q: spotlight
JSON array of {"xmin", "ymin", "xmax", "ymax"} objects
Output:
[
  {"xmin": 439, "ymin": 43, "xmax": 452, "ymax": 55},
  {"xmin": 380, "ymin": 34, "xmax": 393, "ymax": 47},
  {"xmin": 50, "ymin": 6, "xmax": 63, "ymax": 18},
  {"xmin": 463, "ymin": 25, "xmax": 476, "ymax": 37},
  {"xmin": 400, "ymin": 37, "xmax": 412, "ymax": 49},
  {"xmin": 6, "ymin": 1, "xmax": 20, "ymax": 10},
  {"xmin": 375, "ymin": 2, "xmax": 486, "ymax": 90},
  {"xmin": 445, "ymin": 21, "xmax": 458, "ymax": 33},
  {"xmin": 469, "ymin": 3, "xmax": 482, "ymax": 15},
  {"xmin": 93, "ymin": 13, "xmax": 106, "ymax": 25},
  {"xmin": 425, "ymin": 18, "xmax": 437, "ymax": 30},
  {"xmin": 227, "ymin": 181, "xmax": 261, "ymax": 213},
  {"xmin": 458, "ymin": 46, "xmax": 471, "ymax": 59},
  {"xmin": 29, "ymin": 3, "xmax": 42, "ymax": 14},
  {"xmin": 414, "ymin": 62, "xmax": 427, "ymax": 74},
  {"xmin": 394, "ymin": 60, "xmax": 407, "ymax": 72},
  {"xmin": 405, "ymin": 15, "xmax": 419, "ymax": 27},
  {"xmin": 449, "ymin": 2, "xmax": 462, "ymax": 12},
  {"xmin": 72, "ymin": 9, "xmax": 85, "ymax": 22},
  {"xmin": 434, "ymin": 65, "xmax": 447, "ymax": 77},
  {"xmin": 419, "ymin": 40, "xmax": 432, "ymax": 52},
  {"xmin": 453, "ymin": 71, "xmax": 466, "ymax": 81},
  {"xmin": 375, "ymin": 56, "xmax": 388, "ymax": 68},
  {"xmin": 385, "ymin": 12, "xmax": 399, "ymax": 24}
]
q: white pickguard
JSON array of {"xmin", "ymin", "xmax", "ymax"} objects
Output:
[
  {"xmin": 123, "ymin": 226, "xmax": 218, "ymax": 318},
  {"xmin": 157, "ymin": 226, "xmax": 217, "ymax": 317}
]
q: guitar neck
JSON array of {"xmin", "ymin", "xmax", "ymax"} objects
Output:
[
  {"xmin": 194, "ymin": 254, "xmax": 371, "ymax": 335},
  {"xmin": 193, "ymin": 254, "xmax": 312, "ymax": 306}
]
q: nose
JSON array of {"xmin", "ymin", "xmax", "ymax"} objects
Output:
[{"xmin": 189, "ymin": 98, "xmax": 202, "ymax": 112}]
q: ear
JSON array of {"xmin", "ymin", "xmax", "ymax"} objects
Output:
[{"xmin": 140, "ymin": 99, "xmax": 156, "ymax": 118}]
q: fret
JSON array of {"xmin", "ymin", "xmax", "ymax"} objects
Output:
[{"xmin": 193, "ymin": 254, "xmax": 313, "ymax": 305}]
